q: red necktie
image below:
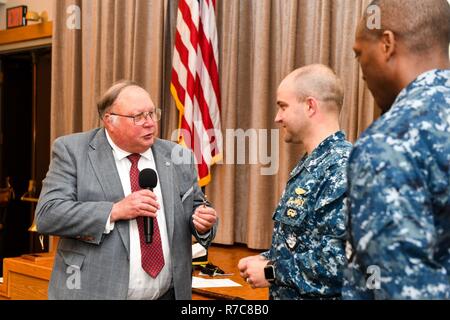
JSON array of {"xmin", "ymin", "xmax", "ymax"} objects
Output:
[{"xmin": 127, "ymin": 153, "xmax": 165, "ymax": 278}]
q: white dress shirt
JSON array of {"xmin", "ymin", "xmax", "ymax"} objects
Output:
[{"xmin": 105, "ymin": 131, "xmax": 172, "ymax": 300}]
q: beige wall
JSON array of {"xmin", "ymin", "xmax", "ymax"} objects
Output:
[{"xmin": 0, "ymin": 0, "xmax": 54, "ymax": 30}]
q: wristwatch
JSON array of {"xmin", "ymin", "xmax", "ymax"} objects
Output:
[{"xmin": 264, "ymin": 261, "xmax": 276, "ymax": 283}]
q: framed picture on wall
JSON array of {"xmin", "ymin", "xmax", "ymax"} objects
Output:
[{"xmin": 6, "ymin": 5, "xmax": 28, "ymax": 29}]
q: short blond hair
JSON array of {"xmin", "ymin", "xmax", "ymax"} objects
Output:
[{"xmin": 288, "ymin": 64, "xmax": 344, "ymax": 112}]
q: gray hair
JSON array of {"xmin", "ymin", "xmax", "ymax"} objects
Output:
[{"xmin": 290, "ymin": 64, "xmax": 344, "ymax": 112}]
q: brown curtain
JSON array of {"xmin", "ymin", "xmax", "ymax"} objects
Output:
[
  {"xmin": 51, "ymin": 0, "xmax": 377, "ymax": 250},
  {"xmin": 51, "ymin": 0, "xmax": 169, "ymax": 140}
]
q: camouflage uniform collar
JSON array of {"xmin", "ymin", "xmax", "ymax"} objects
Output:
[
  {"xmin": 289, "ymin": 130, "xmax": 346, "ymax": 179},
  {"xmin": 391, "ymin": 69, "xmax": 450, "ymax": 113}
]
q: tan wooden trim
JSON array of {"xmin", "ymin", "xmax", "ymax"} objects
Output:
[
  {"xmin": 0, "ymin": 21, "xmax": 52, "ymax": 45},
  {"xmin": 0, "ymin": 256, "xmax": 52, "ymax": 299}
]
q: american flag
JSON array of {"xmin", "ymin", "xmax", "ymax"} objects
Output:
[{"xmin": 170, "ymin": 0, "xmax": 222, "ymax": 187}]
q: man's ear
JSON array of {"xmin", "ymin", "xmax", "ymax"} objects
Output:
[
  {"xmin": 103, "ymin": 114, "xmax": 114, "ymax": 129},
  {"xmin": 305, "ymin": 97, "xmax": 318, "ymax": 117},
  {"xmin": 381, "ymin": 30, "xmax": 396, "ymax": 60}
]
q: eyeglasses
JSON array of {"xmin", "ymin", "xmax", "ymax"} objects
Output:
[{"xmin": 108, "ymin": 108, "xmax": 162, "ymax": 125}]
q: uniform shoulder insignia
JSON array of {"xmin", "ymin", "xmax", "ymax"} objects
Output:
[{"xmin": 295, "ymin": 187, "xmax": 306, "ymax": 195}]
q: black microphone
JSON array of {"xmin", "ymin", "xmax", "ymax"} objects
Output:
[{"xmin": 139, "ymin": 168, "xmax": 158, "ymax": 244}]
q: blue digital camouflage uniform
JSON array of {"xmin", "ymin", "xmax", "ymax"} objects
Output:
[
  {"xmin": 261, "ymin": 131, "xmax": 352, "ymax": 299},
  {"xmin": 343, "ymin": 69, "xmax": 450, "ymax": 299}
]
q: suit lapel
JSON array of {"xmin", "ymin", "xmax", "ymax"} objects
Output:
[
  {"xmin": 152, "ymin": 140, "xmax": 175, "ymax": 247},
  {"xmin": 88, "ymin": 128, "xmax": 130, "ymax": 257}
]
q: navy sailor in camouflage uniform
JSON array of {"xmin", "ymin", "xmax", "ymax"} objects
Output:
[
  {"xmin": 343, "ymin": 0, "xmax": 450, "ymax": 299},
  {"xmin": 238, "ymin": 64, "xmax": 352, "ymax": 299}
]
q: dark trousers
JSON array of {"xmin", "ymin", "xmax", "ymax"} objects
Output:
[{"xmin": 157, "ymin": 288, "xmax": 175, "ymax": 300}]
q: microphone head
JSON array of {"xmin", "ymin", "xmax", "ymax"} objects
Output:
[{"xmin": 139, "ymin": 168, "xmax": 158, "ymax": 189}]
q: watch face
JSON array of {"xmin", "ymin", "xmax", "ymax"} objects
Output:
[{"xmin": 264, "ymin": 265, "xmax": 275, "ymax": 281}]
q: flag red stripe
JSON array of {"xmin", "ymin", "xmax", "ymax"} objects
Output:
[
  {"xmin": 194, "ymin": 74, "xmax": 215, "ymax": 134},
  {"xmin": 198, "ymin": 21, "xmax": 221, "ymax": 111},
  {"xmin": 174, "ymin": 31, "xmax": 189, "ymax": 71},
  {"xmin": 171, "ymin": 70, "xmax": 186, "ymax": 106},
  {"xmin": 174, "ymin": 31, "xmax": 196, "ymax": 102},
  {"xmin": 179, "ymin": 0, "xmax": 199, "ymax": 49}
]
